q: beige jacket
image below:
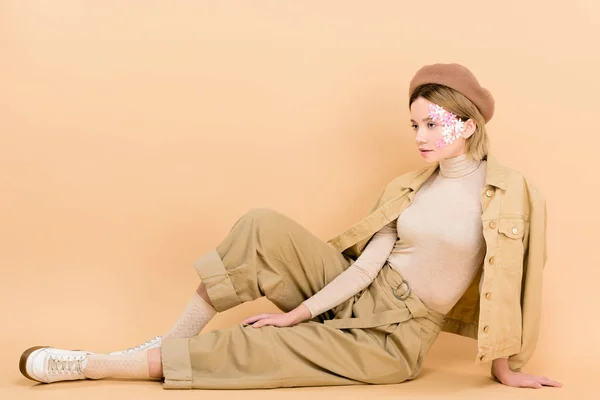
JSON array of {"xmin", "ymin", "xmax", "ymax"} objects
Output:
[{"xmin": 326, "ymin": 154, "xmax": 547, "ymax": 372}]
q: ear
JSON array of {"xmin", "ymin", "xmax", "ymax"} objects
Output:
[{"xmin": 462, "ymin": 119, "xmax": 477, "ymax": 139}]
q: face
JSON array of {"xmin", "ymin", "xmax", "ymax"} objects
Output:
[{"xmin": 409, "ymin": 97, "xmax": 475, "ymax": 163}]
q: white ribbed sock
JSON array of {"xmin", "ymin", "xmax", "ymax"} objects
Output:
[
  {"xmin": 164, "ymin": 292, "xmax": 217, "ymax": 339},
  {"xmin": 83, "ymin": 351, "xmax": 154, "ymax": 380}
]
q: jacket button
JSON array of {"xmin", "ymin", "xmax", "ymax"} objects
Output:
[
  {"xmin": 488, "ymin": 256, "xmax": 495, "ymax": 265},
  {"xmin": 511, "ymin": 227, "xmax": 518, "ymax": 234},
  {"xmin": 483, "ymin": 325, "xmax": 489, "ymax": 333},
  {"xmin": 485, "ymin": 189, "xmax": 494, "ymax": 197},
  {"xmin": 489, "ymin": 220, "xmax": 497, "ymax": 229},
  {"xmin": 485, "ymin": 292, "xmax": 492, "ymax": 300}
]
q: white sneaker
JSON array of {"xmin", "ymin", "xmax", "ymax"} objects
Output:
[
  {"xmin": 20, "ymin": 346, "xmax": 91, "ymax": 384},
  {"xmin": 108, "ymin": 335, "xmax": 162, "ymax": 355}
]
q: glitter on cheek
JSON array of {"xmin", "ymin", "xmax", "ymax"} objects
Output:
[{"xmin": 427, "ymin": 104, "xmax": 465, "ymax": 148}]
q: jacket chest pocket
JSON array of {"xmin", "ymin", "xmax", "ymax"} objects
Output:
[{"xmin": 496, "ymin": 218, "xmax": 526, "ymax": 270}]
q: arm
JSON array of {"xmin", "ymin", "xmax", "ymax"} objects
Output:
[
  {"xmin": 299, "ymin": 219, "xmax": 398, "ymax": 318},
  {"xmin": 490, "ymin": 196, "xmax": 559, "ymax": 388},
  {"xmin": 478, "ymin": 194, "xmax": 546, "ymax": 374},
  {"xmin": 243, "ymin": 220, "xmax": 397, "ymax": 328},
  {"xmin": 506, "ymin": 195, "xmax": 547, "ymax": 371}
]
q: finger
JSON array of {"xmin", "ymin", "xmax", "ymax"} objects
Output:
[
  {"xmin": 252, "ymin": 319, "xmax": 272, "ymax": 328},
  {"xmin": 531, "ymin": 375, "xmax": 560, "ymax": 386},
  {"xmin": 242, "ymin": 314, "xmax": 268, "ymax": 324},
  {"xmin": 522, "ymin": 380, "xmax": 543, "ymax": 389},
  {"xmin": 538, "ymin": 377, "xmax": 562, "ymax": 387}
]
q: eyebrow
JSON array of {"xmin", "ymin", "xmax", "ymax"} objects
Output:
[{"xmin": 410, "ymin": 117, "xmax": 432, "ymax": 123}]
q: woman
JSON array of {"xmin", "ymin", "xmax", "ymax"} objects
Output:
[{"xmin": 19, "ymin": 63, "xmax": 562, "ymax": 389}]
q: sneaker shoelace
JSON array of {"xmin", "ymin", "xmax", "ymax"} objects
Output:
[
  {"xmin": 121, "ymin": 336, "xmax": 161, "ymax": 353},
  {"xmin": 47, "ymin": 354, "xmax": 86, "ymax": 376}
]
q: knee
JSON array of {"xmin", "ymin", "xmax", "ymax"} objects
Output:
[
  {"xmin": 244, "ymin": 207, "xmax": 277, "ymax": 219},
  {"xmin": 240, "ymin": 208, "xmax": 289, "ymax": 238},
  {"xmin": 242, "ymin": 208, "xmax": 283, "ymax": 226}
]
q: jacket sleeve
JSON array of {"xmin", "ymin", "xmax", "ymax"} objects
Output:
[{"xmin": 506, "ymin": 191, "xmax": 548, "ymax": 372}]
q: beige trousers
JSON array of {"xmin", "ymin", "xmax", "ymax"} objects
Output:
[{"xmin": 161, "ymin": 208, "xmax": 446, "ymax": 390}]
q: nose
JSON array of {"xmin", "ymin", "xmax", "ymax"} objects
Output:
[{"xmin": 415, "ymin": 128, "xmax": 427, "ymax": 145}]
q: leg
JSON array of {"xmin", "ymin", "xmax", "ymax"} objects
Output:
[
  {"xmin": 196, "ymin": 208, "xmax": 352, "ymax": 316},
  {"xmin": 147, "ymin": 348, "xmax": 163, "ymax": 378},
  {"xmin": 160, "ymin": 284, "xmax": 217, "ymax": 340},
  {"xmin": 196, "ymin": 281, "xmax": 213, "ymax": 307},
  {"xmin": 161, "ymin": 207, "xmax": 349, "ymax": 343},
  {"xmin": 161, "ymin": 319, "xmax": 424, "ymax": 389},
  {"xmin": 158, "ymin": 208, "xmax": 428, "ymax": 389},
  {"xmin": 19, "ymin": 346, "xmax": 162, "ymax": 383},
  {"xmin": 20, "ymin": 208, "xmax": 353, "ymax": 384},
  {"xmin": 103, "ymin": 276, "xmax": 216, "ymax": 356}
]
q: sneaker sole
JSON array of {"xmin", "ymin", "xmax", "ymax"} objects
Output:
[{"xmin": 19, "ymin": 346, "xmax": 48, "ymax": 382}]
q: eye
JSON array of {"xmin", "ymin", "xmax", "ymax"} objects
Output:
[
  {"xmin": 427, "ymin": 122, "xmax": 436, "ymax": 129},
  {"xmin": 411, "ymin": 124, "xmax": 418, "ymax": 131}
]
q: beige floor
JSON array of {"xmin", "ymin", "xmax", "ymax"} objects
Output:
[{"xmin": 2, "ymin": 298, "xmax": 590, "ymax": 400}]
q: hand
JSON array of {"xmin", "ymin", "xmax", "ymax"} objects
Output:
[
  {"xmin": 242, "ymin": 304, "xmax": 312, "ymax": 328},
  {"xmin": 496, "ymin": 370, "xmax": 562, "ymax": 389},
  {"xmin": 492, "ymin": 358, "xmax": 562, "ymax": 389}
]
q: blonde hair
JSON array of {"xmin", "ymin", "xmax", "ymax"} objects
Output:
[{"xmin": 409, "ymin": 84, "xmax": 489, "ymax": 161}]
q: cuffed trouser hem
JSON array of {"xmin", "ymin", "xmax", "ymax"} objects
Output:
[
  {"xmin": 193, "ymin": 248, "xmax": 242, "ymax": 312},
  {"xmin": 161, "ymin": 337, "xmax": 193, "ymax": 389}
]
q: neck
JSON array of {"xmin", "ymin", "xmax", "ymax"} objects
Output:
[{"xmin": 438, "ymin": 153, "xmax": 482, "ymax": 179}]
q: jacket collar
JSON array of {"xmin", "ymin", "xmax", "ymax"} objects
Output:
[
  {"xmin": 396, "ymin": 153, "xmax": 509, "ymax": 192},
  {"xmin": 482, "ymin": 154, "xmax": 508, "ymax": 190}
]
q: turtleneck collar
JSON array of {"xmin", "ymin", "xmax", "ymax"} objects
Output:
[{"xmin": 438, "ymin": 153, "xmax": 482, "ymax": 179}]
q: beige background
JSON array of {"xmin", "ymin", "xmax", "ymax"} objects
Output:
[{"xmin": 2, "ymin": 1, "xmax": 598, "ymax": 398}]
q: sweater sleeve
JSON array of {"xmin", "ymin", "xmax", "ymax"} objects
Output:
[{"xmin": 302, "ymin": 219, "xmax": 398, "ymax": 318}]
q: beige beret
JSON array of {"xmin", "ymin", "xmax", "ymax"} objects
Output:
[{"xmin": 408, "ymin": 63, "xmax": 495, "ymax": 123}]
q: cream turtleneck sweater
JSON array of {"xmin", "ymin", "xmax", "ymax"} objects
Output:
[{"xmin": 302, "ymin": 154, "xmax": 487, "ymax": 316}]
